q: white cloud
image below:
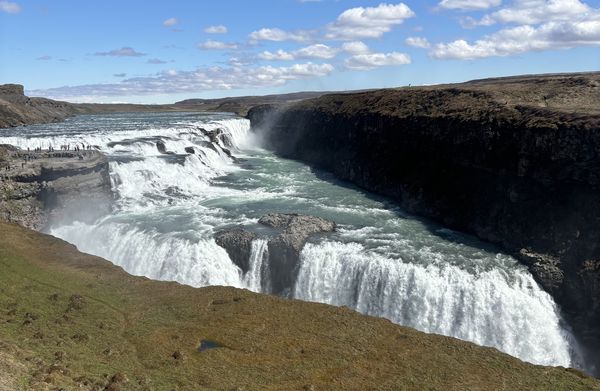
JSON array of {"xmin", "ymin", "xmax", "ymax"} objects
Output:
[
  {"xmin": 0, "ymin": 1, "xmax": 20, "ymax": 13},
  {"xmin": 432, "ymin": 0, "xmax": 600, "ymax": 59},
  {"xmin": 36, "ymin": 55, "xmax": 52, "ymax": 61},
  {"xmin": 259, "ymin": 49, "xmax": 296, "ymax": 61},
  {"xmin": 431, "ymin": 19, "xmax": 600, "ymax": 59},
  {"xmin": 326, "ymin": 2, "xmax": 415, "ymax": 40},
  {"xmin": 341, "ymin": 41, "xmax": 371, "ymax": 54},
  {"xmin": 475, "ymin": 0, "xmax": 593, "ymax": 26},
  {"xmin": 29, "ymin": 63, "xmax": 335, "ymax": 99},
  {"xmin": 295, "ymin": 44, "xmax": 339, "ymax": 59},
  {"xmin": 204, "ymin": 25, "xmax": 228, "ymax": 34},
  {"xmin": 94, "ymin": 47, "xmax": 146, "ymax": 57},
  {"xmin": 438, "ymin": 0, "xmax": 501, "ymax": 10},
  {"xmin": 198, "ymin": 40, "xmax": 238, "ymax": 50},
  {"xmin": 259, "ymin": 44, "xmax": 339, "ymax": 61},
  {"xmin": 163, "ymin": 18, "xmax": 178, "ymax": 27},
  {"xmin": 405, "ymin": 36, "xmax": 431, "ymax": 48},
  {"xmin": 345, "ymin": 52, "xmax": 411, "ymax": 70},
  {"xmin": 249, "ymin": 28, "xmax": 311, "ymax": 43}
]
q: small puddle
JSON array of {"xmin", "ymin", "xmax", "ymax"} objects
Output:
[{"xmin": 198, "ymin": 340, "xmax": 222, "ymax": 352}]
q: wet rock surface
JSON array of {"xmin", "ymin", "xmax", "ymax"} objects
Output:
[
  {"xmin": 214, "ymin": 228, "xmax": 258, "ymax": 273},
  {"xmin": 215, "ymin": 213, "xmax": 336, "ymax": 295},
  {"xmin": 0, "ymin": 145, "xmax": 112, "ymax": 230}
]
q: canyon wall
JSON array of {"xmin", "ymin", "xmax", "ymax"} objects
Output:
[
  {"xmin": 248, "ymin": 73, "xmax": 600, "ymax": 369},
  {"xmin": 0, "ymin": 145, "xmax": 112, "ymax": 230}
]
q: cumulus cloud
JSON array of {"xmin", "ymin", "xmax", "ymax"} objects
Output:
[
  {"xmin": 249, "ymin": 27, "xmax": 312, "ymax": 42},
  {"xmin": 345, "ymin": 52, "xmax": 411, "ymax": 70},
  {"xmin": 258, "ymin": 49, "xmax": 296, "ymax": 61},
  {"xmin": 29, "ymin": 63, "xmax": 335, "ymax": 99},
  {"xmin": 326, "ymin": 2, "xmax": 415, "ymax": 40},
  {"xmin": 295, "ymin": 44, "xmax": 339, "ymax": 59},
  {"xmin": 405, "ymin": 36, "xmax": 431, "ymax": 48},
  {"xmin": 163, "ymin": 18, "xmax": 178, "ymax": 27},
  {"xmin": 259, "ymin": 44, "xmax": 339, "ymax": 61},
  {"xmin": 433, "ymin": 0, "xmax": 600, "ymax": 59},
  {"xmin": 438, "ymin": 0, "xmax": 501, "ymax": 10},
  {"xmin": 204, "ymin": 25, "xmax": 228, "ymax": 34},
  {"xmin": 431, "ymin": 19, "xmax": 600, "ymax": 59},
  {"xmin": 341, "ymin": 41, "xmax": 371, "ymax": 54},
  {"xmin": 0, "ymin": 1, "xmax": 20, "ymax": 13},
  {"xmin": 94, "ymin": 47, "xmax": 146, "ymax": 57},
  {"xmin": 473, "ymin": 0, "xmax": 593, "ymax": 26},
  {"xmin": 198, "ymin": 40, "xmax": 238, "ymax": 50},
  {"xmin": 147, "ymin": 58, "xmax": 168, "ymax": 64}
]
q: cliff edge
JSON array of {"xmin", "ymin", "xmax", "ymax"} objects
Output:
[
  {"xmin": 248, "ymin": 72, "xmax": 600, "ymax": 372},
  {"xmin": 0, "ymin": 145, "xmax": 112, "ymax": 229},
  {"xmin": 1, "ymin": 221, "xmax": 598, "ymax": 390}
]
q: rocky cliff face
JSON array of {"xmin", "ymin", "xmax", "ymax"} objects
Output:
[
  {"xmin": 215, "ymin": 213, "xmax": 336, "ymax": 295},
  {"xmin": 0, "ymin": 84, "xmax": 82, "ymax": 128},
  {"xmin": 0, "ymin": 145, "xmax": 112, "ymax": 230},
  {"xmin": 248, "ymin": 73, "xmax": 600, "ymax": 372}
]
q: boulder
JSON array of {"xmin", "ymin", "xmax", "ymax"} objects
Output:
[
  {"xmin": 259, "ymin": 214, "xmax": 335, "ymax": 295},
  {"xmin": 214, "ymin": 214, "xmax": 336, "ymax": 295},
  {"xmin": 185, "ymin": 146, "xmax": 195, "ymax": 154},
  {"xmin": 156, "ymin": 141, "xmax": 167, "ymax": 154},
  {"xmin": 214, "ymin": 228, "xmax": 258, "ymax": 273}
]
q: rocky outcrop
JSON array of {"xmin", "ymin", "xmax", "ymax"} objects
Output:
[
  {"xmin": 215, "ymin": 213, "xmax": 336, "ymax": 294},
  {"xmin": 214, "ymin": 228, "xmax": 258, "ymax": 273},
  {"xmin": 0, "ymin": 84, "xmax": 81, "ymax": 128},
  {"xmin": 248, "ymin": 72, "xmax": 600, "ymax": 373},
  {"xmin": 0, "ymin": 145, "xmax": 112, "ymax": 230}
]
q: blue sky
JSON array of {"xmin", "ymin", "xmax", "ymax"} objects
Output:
[{"xmin": 0, "ymin": 0, "xmax": 599, "ymax": 103}]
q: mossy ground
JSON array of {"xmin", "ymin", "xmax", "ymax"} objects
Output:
[{"xmin": 0, "ymin": 221, "xmax": 598, "ymax": 390}]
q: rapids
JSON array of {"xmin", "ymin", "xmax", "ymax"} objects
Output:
[{"xmin": 0, "ymin": 112, "xmax": 584, "ymax": 369}]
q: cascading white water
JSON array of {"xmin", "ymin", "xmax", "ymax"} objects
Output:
[
  {"xmin": 293, "ymin": 241, "xmax": 576, "ymax": 366},
  {"xmin": 243, "ymin": 239, "xmax": 269, "ymax": 292},
  {"xmin": 0, "ymin": 112, "xmax": 585, "ymax": 371}
]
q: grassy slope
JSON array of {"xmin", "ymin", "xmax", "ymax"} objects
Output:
[{"xmin": 0, "ymin": 222, "xmax": 598, "ymax": 391}]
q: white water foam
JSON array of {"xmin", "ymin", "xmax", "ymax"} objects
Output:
[
  {"xmin": 243, "ymin": 239, "xmax": 270, "ymax": 292},
  {"xmin": 2, "ymin": 113, "xmax": 585, "ymax": 371},
  {"xmin": 294, "ymin": 240, "xmax": 577, "ymax": 367}
]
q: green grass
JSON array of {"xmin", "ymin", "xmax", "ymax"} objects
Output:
[{"xmin": 0, "ymin": 221, "xmax": 598, "ymax": 391}]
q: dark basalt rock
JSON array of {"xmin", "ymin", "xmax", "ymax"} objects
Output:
[
  {"xmin": 214, "ymin": 228, "xmax": 258, "ymax": 273},
  {"xmin": 185, "ymin": 146, "xmax": 195, "ymax": 154},
  {"xmin": 259, "ymin": 214, "xmax": 336, "ymax": 295},
  {"xmin": 214, "ymin": 214, "xmax": 336, "ymax": 295},
  {"xmin": 156, "ymin": 140, "xmax": 167, "ymax": 154}
]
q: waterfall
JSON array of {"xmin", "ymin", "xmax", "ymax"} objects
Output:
[
  {"xmin": 1, "ymin": 112, "xmax": 586, "ymax": 372},
  {"xmin": 293, "ymin": 240, "xmax": 578, "ymax": 367},
  {"xmin": 243, "ymin": 239, "xmax": 270, "ymax": 292}
]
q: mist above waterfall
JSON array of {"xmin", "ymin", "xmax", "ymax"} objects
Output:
[{"xmin": 0, "ymin": 111, "xmax": 586, "ymax": 371}]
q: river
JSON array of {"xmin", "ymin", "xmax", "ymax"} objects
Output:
[{"xmin": 0, "ymin": 111, "xmax": 584, "ymax": 369}]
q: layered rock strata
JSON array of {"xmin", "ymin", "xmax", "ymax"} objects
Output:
[{"xmin": 0, "ymin": 145, "xmax": 112, "ymax": 230}]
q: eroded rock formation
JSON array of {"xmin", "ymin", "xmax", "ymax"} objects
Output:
[
  {"xmin": 215, "ymin": 213, "xmax": 336, "ymax": 294},
  {"xmin": 0, "ymin": 145, "xmax": 112, "ymax": 230}
]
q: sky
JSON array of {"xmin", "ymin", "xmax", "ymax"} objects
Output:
[{"xmin": 0, "ymin": 0, "xmax": 599, "ymax": 103}]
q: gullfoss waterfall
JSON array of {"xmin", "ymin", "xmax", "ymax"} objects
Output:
[{"xmin": 0, "ymin": 112, "xmax": 583, "ymax": 370}]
